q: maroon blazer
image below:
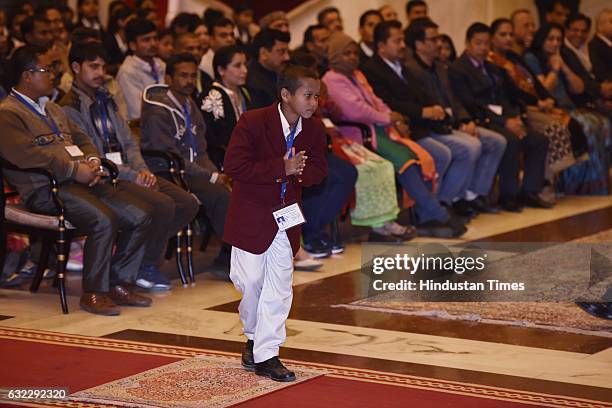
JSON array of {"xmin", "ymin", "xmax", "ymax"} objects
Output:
[{"xmin": 223, "ymin": 103, "xmax": 328, "ymax": 255}]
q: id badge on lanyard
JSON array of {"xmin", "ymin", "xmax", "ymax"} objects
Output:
[{"xmin": 273, "ymin": 125, "xmax": 306, "ymax": 231}]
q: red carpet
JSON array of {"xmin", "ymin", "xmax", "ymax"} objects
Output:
[{"xmin": 0, "ymin": 327, "xmax": 608, "ymax": 408}]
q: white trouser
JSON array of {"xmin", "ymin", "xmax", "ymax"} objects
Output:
[{"xmin": 230, "ymin": 229, "xmax": 294, "ymax": 363}]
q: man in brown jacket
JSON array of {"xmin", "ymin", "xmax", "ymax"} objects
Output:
[{"xmin": 0, "ymin": 45, "xmax": 153, "ymax": 316}]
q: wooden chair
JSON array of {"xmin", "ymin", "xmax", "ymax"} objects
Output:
[{"xmin": 0, "ymin": 158, "xmax": 118, "ymax": 314}]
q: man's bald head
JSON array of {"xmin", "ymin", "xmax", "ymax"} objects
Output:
[
  {"xmin": 174, "ymin": 32, "xmax": 204, "ymax": 61},
  {"xmin": 596, "ymin": 9, "xmax": 612, "ymax": 40}
]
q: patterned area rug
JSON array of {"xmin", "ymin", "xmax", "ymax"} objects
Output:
[
  {"xmin": 338, "ymin": 229, "xmax": 612, "ymax": 337},
  {"xmin": 69, "ymin": 354, "xmax": 321, "ymax": 408}
]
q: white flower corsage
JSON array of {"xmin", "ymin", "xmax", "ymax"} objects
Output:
[{"xmin": 201, "ymin": 89, "xmax": 225, "ymax": 120}]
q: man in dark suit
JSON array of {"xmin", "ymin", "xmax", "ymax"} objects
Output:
[
  {"xmin": 589, "ymin": 9, "xmax": 612, "ymax": 83},
  {"xmin": 246, "ymin": 29, "xmax": 291, "ymax": 109},
  {"xmin": 224, "ymin": 65, "xmax": 327, "ymax": 381},
  {"xmin": 362, "ymin": 20, "xmax": 484, "ymax": 218},
  {"xmin": 563, "ymin": 13, "xmax": 612, "ymax": 112},
  {"xmin": 448, "ymin": 23, "xmax": 552, "ymax": 210},
  {"xmin": 357, "ymin": 9, "xmax": 383, "ymax": 69}
]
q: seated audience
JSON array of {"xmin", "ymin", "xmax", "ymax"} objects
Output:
[
  {"xmin": 102, "ymin": 6, "xmax": 134, "ymax": 73},
  {"xmin": 405, "ymin": 0, "xmax": 428, "ymax": 27},
  {"xmin": 363, "ymin": 21, "xmax": 492, "ymax": 217},
  {"xmin": 357, "ymin": 10, "xmax": 383, "ymax": 68},
  {"xmin": 117, "ymin": 18, "xmax": 165, "ymax": 120},
  {"xmin": 448, "ymin": 23, "xmax": 552, "ymax": 210},
  {"xmin": 589, "ymin": 9, "xmax": 612, "ymax": 83},
  {"xmin": 140, "ymin": 53, "xmax": 232, "ymax": 277},
  {"xmin": 317, "ymin": 7, "xmax": 344, "ymax": 33},
  {"xmin": 524, "ymin": 23, "xmax": 611, "ymax": 194},
  {"xmin": 298, "ymin": 24, "xmax": 330, "ymax": 76},
  {"xmin": 323, "ymin": 32, "xmax": 466, "ymax": 238},
  {"xmin": 259, "ymin": 11, "xmax": 289, "ymax": 33},
  {"xmin": 21, "ymin": 14, "xmax": 54, "ymax": 49},
  {"xmin": 246, "ymin": 29, "xmax": 290, "ymax": 109},
  {"xmin": 0, "ymin": 45, "xmax": 153, "ymax": 315},
  {"xmin": 75, "ymin": 0, "xmax": 103, "ymax": 33},
  {"xmin": 436, "ymin": 34, "xmax": 457, "ymax": 64},
  {"xmin": 489, "ymin": 19, "xmax": 589, "ymax": 187},
  {"xmin": 379, "ymin": 5, "xmax": 399, "ymax": 22},
  {"xmin": 233, "ymin": 4, "xmax": 256, "ymax": 45},
  {"xmin": 60, "ymin": 41, "xmax": 199, "ymax": 290},
  {"xmin": 200, "ymin": 45, "xmax": 252, "ymax": 169},
  {"xmin": 405, "ymin": 19, "xmax": 507, "ymax": 214},
  {"xmin": 544, "ymin": 0, "xmax": 571, "ymax": 26},
  {"xmin": 511, "ymin": 9, "xmax": 537, "ymax": 56},
  {"xmin": 175, "ymin": 32, "xmax": 212, "ymax": 99},
  {"xmin": 157, "ymin": 29, "xmax": 174, "ymax": 62},
  {"xmin": 200, "ymin": 17, "xmax": 236, "ymax": 80}
]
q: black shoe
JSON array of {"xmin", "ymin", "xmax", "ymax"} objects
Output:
[
  {"xmin": 448, "ymin": 216, "xmax": 468, "ymax": 237},
  {"xmin": 303, "ymin": 240, "xmax": 332, "ymax": 258},
  {"xmin": 469, "ymin": 196, "xmax": 501, "ymax": 214},
  {"xmin": 520, "ymin": 192, "xmax": 555, "ymax": 209},
  {"xmin": 416, "ymin": 220, "xmax": 455, "ymax": 238},
  {"xmin": 255, "ymin": 356, "xmax": 296, "ymax": 382},
  {"xmin": 367, "ymin": 231, "xmax": 403, "ymax": 242},
  {"xmin": 242, "ymin": 340, "xmax": 255, "ymax": 370},
  {"xmin": 576, "ymin": 302, "xmax": 612, "ymax": 320},
  {"xmin": 499, "ymin": 197, "xmax": 524, "ymax": 213},
  {"xmin": 452, "ymin": 199, "xmax": 477, "ymax": 218}
]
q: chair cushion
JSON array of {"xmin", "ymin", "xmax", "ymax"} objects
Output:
[{"xmin": 5, "ymin": 204, "xmax": 75, "ymax": 230}]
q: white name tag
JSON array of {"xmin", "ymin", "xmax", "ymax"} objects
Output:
[
  {"xmin": 487, "ymin": 104, "xmax": 503, "ymax": 116},
  {"xmin": 321, "ymin": 118, "xmax": 335, "ymax": 128},
  {"xmin": 65, "ymin": 145, "xmax": 84, "ymax": 157},
  {"xmin": 273, "ymin": 203, "xmax": 306, "ymax": 231},
  {"xmin": 105, "ymin": 152, "xmax": 123, "ymax": 165}
]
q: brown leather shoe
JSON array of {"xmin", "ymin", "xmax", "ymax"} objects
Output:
[
  {"xmin": 109, "ymin": 285, "xmax": 152, "ymax": 307},
  {"xmin": 79, "ymin": 293, "xmax": 120, "ymax": 316}
]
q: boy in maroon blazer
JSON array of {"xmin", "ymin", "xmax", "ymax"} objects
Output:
[{"xmin": 223, "ymin": 65, "xmax": 328, "ymax": 381}]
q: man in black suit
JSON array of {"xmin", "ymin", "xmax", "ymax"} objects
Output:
[
  {"xmin": 362, "ymin": 20, "xmax": 486, "ymax": 217},
  {"xmin": 357, "ymin": 9, "xmax": 383, "ymax": 69},
  {"xmin": 562, "ymin": 13, "xmax": 612, "ymax": 113},
  {"xmin": 589, "ymin": 9, "xmax": 612, "ymax": 83},
  {"xmin": 448, "ymin": 23, "xmax": 552, "ymax": 210},
  {"xmin": 246, "ymin": 29, "xmax": 290, "ymax": 109}
]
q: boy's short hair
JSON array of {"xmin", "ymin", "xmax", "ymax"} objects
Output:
[
  {"xmin": 125, "ymin": 17, "xmax": 157, "ymax": 44},
  {"xmin": 277, "ymin": 64, "xmax": 319, "ymax": 97},
  {"xmin": 69, "ymin": 41, "xmax": 108, "ymax": 67}
]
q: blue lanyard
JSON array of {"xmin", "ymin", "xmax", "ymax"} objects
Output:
[
  {"xmin": 95, "ymin": 94, "xmax": 112, "ymax": 147},
  {"xmin": 11, "ymin": 92, "xmax": 62, "ymax": 139},
  {"xmin": 280, "ymin": 124, "xmax": 298, "ymax": 203},
  {"xmin": 149, "ymin": 61, "xmax": 159, "ymax": 83},
  {"xmin": 182, "ymin": 102, "xmax": 198, "ymax": 156}
]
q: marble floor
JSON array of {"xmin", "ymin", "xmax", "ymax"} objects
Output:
[{"xmin": 1, "ymin": 195, "xmax": 612, "ymax": 403}]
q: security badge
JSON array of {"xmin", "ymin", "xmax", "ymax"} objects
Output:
[{"xmin": 273, "ymin": 202, "xmax": 306, "ymax": 231}]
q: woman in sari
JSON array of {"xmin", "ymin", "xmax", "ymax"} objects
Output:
[
  {"xmin": 322, "ymin": 32, "xmax": 465, "ymax": 238},
  {"xmin": 488, "ymin": 18, "xmax": 588, "ymax": 188},
  {"xmin": 524, "ymin": 23, "xmax": 610, "ymax": 195}
]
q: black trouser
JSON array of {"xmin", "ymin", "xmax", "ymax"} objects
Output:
[
  {"xmin": 123, "ymin": 177, "xmax": 200, "ymax": 267},
  {"xmin": 184, "ymin": 175, "xmax": 230, "ymax": 237},
  {"xmin": 489, "ymin": 125, "xmax": 549, "ymax": 198},
  {"xmin": 26, "ymin": 181, "xmax": 153, "ymax": 293}
]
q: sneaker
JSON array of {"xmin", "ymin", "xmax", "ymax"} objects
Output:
[
  {"xmin": 303, "ymin": 240, "xmax": 332, "ymax": 258},
  {"xmin": 136, "ymin": 265, "xmax": 171, "ymax": 291}
]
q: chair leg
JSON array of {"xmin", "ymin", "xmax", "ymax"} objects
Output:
[
  {"xmin": 175, "ymin": 231, "xmax": 188, "ymax": 286},
  {"xmin": 55, "ymin": 233, "xmax": 71, "ymax": 314},
  {"xmin": 30, "ymin": 237, "xmax": 52, "ymax": 293},
  {"xmin": 0, "ymin": 225, "xmax": 7, "ymax": 281},
  {"xmin": 165, "ymin": 237, "xmax": 175, "ymax": 260},
  {"xmin": 185, "ymin": 223, "xmax": 195, "ymax": 284},
  {"xmin": 199, "ymin": 217, "xmax": 212, "ymax": 253}
]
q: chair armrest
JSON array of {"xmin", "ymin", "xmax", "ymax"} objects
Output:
[{"xmin": 333, "ymin": 120, "xmax": 374, "ymax": 150}]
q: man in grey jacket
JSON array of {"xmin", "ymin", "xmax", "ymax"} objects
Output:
[
  {"xmin": 60, "ymin": 42, "xmax": 200, "ymax": 291},
  {"xmin": 140, "ymin": 53, "xmax": 232, "ymax": 275},
  {"xmin": 0, "ymin": 45, "xmax": 153, "ymax": 315}
]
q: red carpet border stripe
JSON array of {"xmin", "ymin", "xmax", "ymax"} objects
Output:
[{"xmin": 1, "ymin": 326, "xmax": 610, "ymax": 408}]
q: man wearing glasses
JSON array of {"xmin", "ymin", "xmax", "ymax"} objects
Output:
[{"xmin": 0, "ymin": 45, "xmax": 155, "ymax": 316}]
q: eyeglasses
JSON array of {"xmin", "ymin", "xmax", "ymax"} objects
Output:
[{"xmin": 27, "ymin": 67, "xmax": 53, "ymax": 74}]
